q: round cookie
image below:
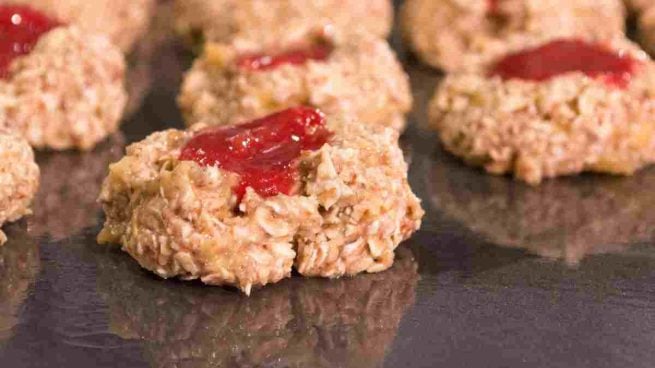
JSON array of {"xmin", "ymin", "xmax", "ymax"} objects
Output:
[
  {"xmin": 0, "ymin": 130, "xmax": 39, "ymax": 245},
  {"xmin": 0, "ymin": 6, "xmax": 127, "ymax": 151},
  {"xmin": 98, "ymin": 107, "xmax": 423, "ymax": 294},
  {"xmin": 174, "ymin": 0, "xmax": 393, "ymax": 52},
  {"xmin": 0, "ymin": 0, "xmax": 156, "ymax": 52},
  {"xmin": 179, "ymin": 34, "xmax": 412, "ymax": 131},
  {"xmin": 401, "ymin": 0, "xmax": 626, "ymax": 72},
  {"xmin": 98, "ymin": 245, "xmax": 417, "ymax": 367},
  {"xmin": 430, "ymin": 37, "xmax": 655, "ymax": 184}
]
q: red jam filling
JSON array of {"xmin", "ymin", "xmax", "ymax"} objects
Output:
[
  {"xmin": 0, "ymin": 5, "xmax": 61, "ymax": 78},
  {"xmin": 179, "ymin": 107, "xmax": 332, "ymax": 200},
  {"xmin": 489, "ymin": 39, "xmax": 640, "ymax": 88},
  {"xmin": 237, "ymin": 44, "xmax": 332, "ymax": 71}
]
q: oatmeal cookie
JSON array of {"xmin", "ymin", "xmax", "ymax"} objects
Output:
[
  {"xmin": 98, "ymin": 108, "xmax": 423, "ymax": 294},
  {"xmin": 430, "ymin": 37, "xmax": 655, "ymax": 184},
  {"xmin": 0, "ymin": 130, "xmax": 39, "ymax": 245},
  {"xmin": 1, "ymin": 0, "xmax": 156, "ymax": 52},
  {"xmin": 0, "ymin": 6, "xmax": 127, "ymax": 151},
  {"xmin": 401, "ymin": 0, "xmax": 626, "ymax": 71},
  {"xmin": 174, "ymin": 0, "xmax": 393, "ymax": 51},
  {"xmin": 179, "ymin": 34, "xmax": 412, "ymax": 131}
]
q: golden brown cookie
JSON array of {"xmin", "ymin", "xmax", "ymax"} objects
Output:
[
  {"xmin": 1, "ymin": 0, "xmax": 156, "ymax": 52},
  {"xmin": 179, "ymin": 34, "xmax": 412, "ymax": 131},
  {"xmin": 0, "ymin": 130, "xmax": 39, "ymax": 245},
  {"xmin": 430, "ymin": 37, "xmax": 655, "ymax": 184},
  {"xmin": 401, "ymin": 0, "xmax": 626, "ymax": 71},
  {"xmin": 98, "ymin": 108, "xmax": 423, "ymax": 293},
  {"xmin": 0, "ymin": 6, "xmax": 127, "ymax": 151},
  {"xmin": 174, "ymin": 0, "xmax": 393, "ymax": 51}
]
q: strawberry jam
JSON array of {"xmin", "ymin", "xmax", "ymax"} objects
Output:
[
  {"xmin": 489, "ymin": 39, "xmax": 640, "ymax": 88},
  {"xmin": 237, "ymin": 44, "xmax": 332, "ymax": 71},
  {"xmin": 0, "ymin": 5, "xmax": 61, "ymax": 78},
  {"xmin": 179, "ymin": 107, "xmax": 332, "ymax": 200}
]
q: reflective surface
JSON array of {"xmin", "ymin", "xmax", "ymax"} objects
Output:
[{"xmin": 2, "ymin": 2, "xmax": 655, "ymax": 367}]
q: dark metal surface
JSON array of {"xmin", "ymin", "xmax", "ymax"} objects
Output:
[{"xmin": 2, "ymin": 3, "xmax": 655, "ymax": 367}]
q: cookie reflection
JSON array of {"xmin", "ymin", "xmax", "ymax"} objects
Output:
[
  {"xmin": 0, "ymin": 226, "xmax": 39, "ymax": 344},
  {"xmin": 429, "ymin": 150, "xmax": 655, "ymax": 264},
  {"xmin": 29, "ymin": 134, "xmax": 125, "ymax": 240},
  {"xmin": 97, "ymin": 248, "xmax": 418, "ymax": 368},
  {"xmin": 124, "ymin": 0, "xmax": 176, "ymax": 119}
]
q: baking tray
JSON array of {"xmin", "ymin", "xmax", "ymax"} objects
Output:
[{"xmin": 2, "ymin": 2, "xmax": 655, "ymax": 367}]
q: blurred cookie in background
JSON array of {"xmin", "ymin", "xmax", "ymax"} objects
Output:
[
  {"xmin": 174, "ymin": 0, "xmax": 393, "ymax": 52},
  {"xmin": 0, "ymin": 130, "xmax": 39, "ymax": 245},
  {"xmin": 0, "ymin": 0, "xmax": 157, "ymax": 53},
  {"xmin": 0, "ymin": 5, "xmax": 127, "ymax": 151},
  {"xmin": 179, "ymin": 33, "xmax": 412, "ymax": 131},
  {"xmin": 401, "ymin": 0, "xmax": 626, "ymax": 71},
  {"xmin": 430, "ymin": 37, "xmax": 655, "ymax": 184}
]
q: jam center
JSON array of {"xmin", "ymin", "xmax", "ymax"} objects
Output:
[
  {"xmin": 489, "ymin": 39, "xmax": 640, "ymax": 88},
  {"xmin": 179, "ymin": 107, "xmax": 332, "ymax": 200},
  {"xmin": 0, "ymin": 5, "xmax": 61, "ymax": 78},
  {"xmin": 237, "ymin": 44, "xmax": 332, "ymax": 71}
]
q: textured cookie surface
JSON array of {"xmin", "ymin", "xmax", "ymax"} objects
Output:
[
  {"xmin": 430, "ymin": 38, "xmax": 655, "ymax": 184},
  {"xmin": 0, "ymin": 26, "xmax": 127, "ymax": 151},
  {"xmin": 179, "ymin": 35, "xmax": 412, "ymax": 131},
  {"xmin": 0, "ymin": 0, "xmax": 156, "ymax": 52},
  {"xmin": 98, "ymin": 115, "xmax": 423, "ymax": 293},
  {"xmin": 401, "ymin": 0, "xmax": 626, "ymax": 71},
  {"xmin": 0, "ymin": 130, "xmax": 39, "ymax": 245},
  {"xmin": 174, "ymin": 0, "xmax": 393, "ymax": 51}
]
